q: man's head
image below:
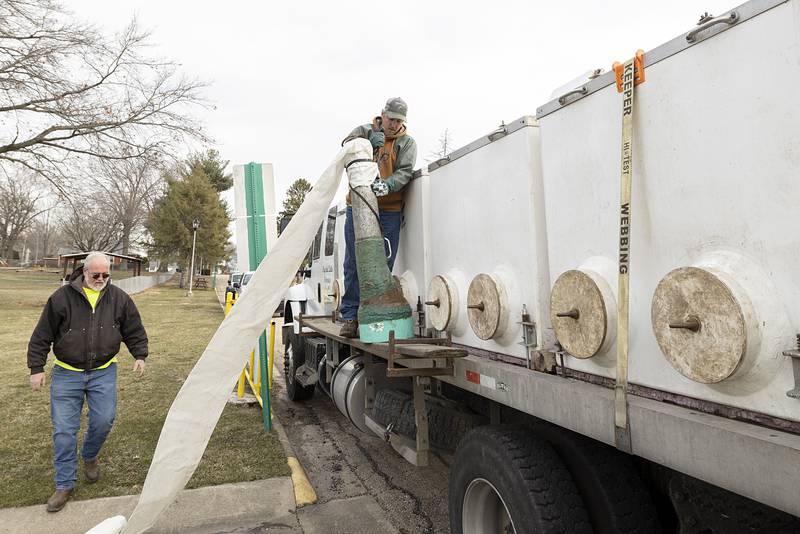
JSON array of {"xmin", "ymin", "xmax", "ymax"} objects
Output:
[
  {"xmin": 82, "ymin": 252, "xmax": 111, "ymax": 290},
  {"xmin": 381, "ymin": 97, "xmax": 407, "ymax": 136}
]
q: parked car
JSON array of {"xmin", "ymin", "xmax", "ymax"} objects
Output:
[
  {"xmin": 239, "ymin": 271, "xmax": 255, "ymax": 294},
  {"xmin": 238, "ymin": 270, "xmax": 284, "ymax": 317},
  {"xmin": 225, "ymin": 272, "xmax": 239, "ymax": 300},
  {"xmin": 229, "ymin": 272, "xmax": 243, "ymax": 289}
]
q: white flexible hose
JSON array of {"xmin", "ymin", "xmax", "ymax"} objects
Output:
[
  {"xmin": 85, "ymin": 516, "xmax": 126, "ymax": 534},
  {"xmin": 86, "ymin": 139, "xmax": 374, "ymax": 534},
  {"xmin": 346, "ymin": 159, "xmax": 378, "ymax": 188}
]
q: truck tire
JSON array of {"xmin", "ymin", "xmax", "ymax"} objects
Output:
[
  {"xmin": 449, "ymin": 425, "xmax": 593, "ymax": 534},
  {"xmin": 284, "ymin": 333, "xmax": 315, "ymax": 401},
  {"xmin": 371, "ymin": 388, "xmax": 415, "ymax": 436},
  {"xmin": 371, "ymin": 389, "xmax": 486, "ymax": 451},
  {"xmin": 531, "ymin": 421, "xmax": 661, "ymax": 534},
  {"xmin": 426, "ymin": 401, "xmax": 486, "ymax": 451}
]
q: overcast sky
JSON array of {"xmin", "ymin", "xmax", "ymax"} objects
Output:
[{"xmin": 70, "ymin": 0, "xmax": 736, "ymax": 208}]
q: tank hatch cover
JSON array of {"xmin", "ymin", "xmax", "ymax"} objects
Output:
[
  {"xmin": 331, "ymin": 279, "xmax": 342, "ymax": 311},
  {"xmin": 467, "ymin": 273, "xmax": 507, "ymax": 340},
  {"xmin": 550, "ymin": 270, "xmax": 608, "ymax": 359},
  {"xmin": 427, "ymin": 275, "xmax": 457, "ymax": 331},
  {"xmin": 651, "ymin": 267, "xmax": 747, "ymax": 384}
]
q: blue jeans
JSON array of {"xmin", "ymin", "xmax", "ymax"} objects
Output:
[
  {"xmin": 50, "ymin": 364, "xmax": 117, "ymax": 490},
  {"xmin": 341, "ymin": 206, "xmax": 402, "ymax": 321}
]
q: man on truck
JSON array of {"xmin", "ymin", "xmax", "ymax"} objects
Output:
[{"xmin": 338, "ymin": 97, "xmax": 418, "ymax": 338}]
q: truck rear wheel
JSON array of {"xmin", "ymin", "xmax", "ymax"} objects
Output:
[
  {"xmin": 284, "ymin": 333, "xmax": 315, "ymax": 401},
  {"xmin": 531, "ymin": 421, "xmax": 661, "ymax": 534},
  {"xmin": 449, "ymin": 425, "xmax": 592, "ymax": 534}
]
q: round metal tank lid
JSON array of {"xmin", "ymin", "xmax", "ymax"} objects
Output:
[
  {"xmin": 550, "ymin": 270, "xmax": 608, "ymax": 359},
  {"xmin": 467, "ymin": 273, "xmax": 507, "ymax": 340},
  {"xmin": 331, "ymin": 279, "xmax": 342, "ymax": 311},
  {"xmin": 427, "ymin": 275, "xmax": 456, "ymax": 331},
  {"xmin": 651, "ymin": 266, "xmax": 747, "ymax": 383}
]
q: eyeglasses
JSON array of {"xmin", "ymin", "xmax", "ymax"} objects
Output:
[{"xmin": 89, "ymin": 272, "xmax": 110, "ymax": 280}]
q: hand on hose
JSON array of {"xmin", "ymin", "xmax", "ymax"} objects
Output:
[
  {"xmin": 369, "ymin": 130, "xmax": 385, "ymax": 150},
  {"xmin": 371, "ymin": 177, "xmax": 389, "ymax": 197}
]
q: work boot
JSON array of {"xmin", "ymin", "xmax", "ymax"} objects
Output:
[
  {"xmin": 84, "ymin": 457, "xmax": 100, "ymax": 483},
  {"xmin": 46, "ymin": 489, "xmax": 73, "ymax": 513},
  {"xmin": 339, "ymin": 319, "xmax": 359, "ymax": 338}
]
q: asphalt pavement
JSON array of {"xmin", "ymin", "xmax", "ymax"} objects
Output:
[{"xmin": 269, "ymin": 347, "xmax": 452, "ymax": 534}]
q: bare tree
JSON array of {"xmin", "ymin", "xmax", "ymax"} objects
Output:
[
  {"xmin": 26, "ymin": 205, "xmax": 62, "ymax": 262},
  {"xmin": 427, "ymin": 128, "xmax": 455, "ymax": 163},
  {"xmin": 0, "ymin": 174, "xmax": 48, "ymax": 258},
  {"xmin": 90, "ymin": 156, "xmax": 164, "ymax": 254},
  {"xmin": 0, "ymin": 0, "xmax": 209, "ymax": 193},
  {"xmin": 59, "ymin": 195, "xmax": 123, "ymax": 252}
]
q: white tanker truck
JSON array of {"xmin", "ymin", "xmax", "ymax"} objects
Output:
[{"xmin": 282, "ymin": 0, "xmax": 800, "ymax": 531}]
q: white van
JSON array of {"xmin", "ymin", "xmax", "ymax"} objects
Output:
[{"xmin": 239, "ymin": 271, "xmax": 255, "ymax": 294}]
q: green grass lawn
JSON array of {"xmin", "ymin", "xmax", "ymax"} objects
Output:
[{"xmin": 0, "ymin": 270, "xmax": 288, "ymax": 508}]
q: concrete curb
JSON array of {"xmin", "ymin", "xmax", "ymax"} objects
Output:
[
  {"xmin": 272, "ymin": 414, "xmax": 318, "ymax": 508},
  {"xmin": 0, "ymin": 478, "xmax": 296, "ymax": 534},
  {"xmin": 214, "ymin": 279, "xmax": 317, "ymax": 508}
]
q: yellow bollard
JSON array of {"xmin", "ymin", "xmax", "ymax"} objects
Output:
[
  {"xmin": 229, "ymin": 293, "xmax": 249, "ymax": 399},
  {"xmin": 237, "ymin": 369, "xmax": 246, "ymax": 398},
  {"xmin": 268, "ymin": 321, "xmax": 276, "ymax": 389},
  {"xmin": 249, "ymin": 349, "xmax": 255, "ymax": 385},
  {"xmin": 253, "ymin": 349, "xmax": 261, "ymax": 397}
]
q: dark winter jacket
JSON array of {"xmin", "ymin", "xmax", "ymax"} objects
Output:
[{"xmin": 27, "ymin": 267, "xmax": 148, "ymax": 374}]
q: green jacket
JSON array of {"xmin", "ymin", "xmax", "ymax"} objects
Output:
[{"xmin": 343, "ymin": 124, "xmax": 417, "ymax": 194}]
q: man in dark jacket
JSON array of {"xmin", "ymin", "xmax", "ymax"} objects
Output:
[{"xmin": 27, "ymin": 251, "xmax": 148, "ymax": 512}]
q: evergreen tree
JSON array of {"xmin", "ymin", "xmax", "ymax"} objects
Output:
[
  {"xmin": 279, "ymin": 178, "xmax": 312, "ymax": 220},
  {"xmin": 186, "ymin": 149, "xmax": 233, "ymax": 192},
  {"xmin": 145, "ymin": 168, "xmax": 231, "ymax": 268}
]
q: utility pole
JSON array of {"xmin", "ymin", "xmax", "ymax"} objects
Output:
[{"xmin": 187, "ymin": 217, "xmax": 200, "ymax": 297}]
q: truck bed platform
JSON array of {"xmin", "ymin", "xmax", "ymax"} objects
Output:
[{"xmin": 301, "ymin": 316, "xmax": 467, "ymax": 363}]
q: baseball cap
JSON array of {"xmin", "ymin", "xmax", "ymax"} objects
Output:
[{"xmin": 383, "ymin": 97, "xmax": 408, "ymax": 121}]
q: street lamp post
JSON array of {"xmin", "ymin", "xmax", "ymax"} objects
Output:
[{"xmin": 187, "ymin": 217, "xmax": 200, "ymax": 296}]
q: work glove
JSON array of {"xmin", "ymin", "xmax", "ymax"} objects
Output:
[
  {"xmin": 369, "ymin": 130, "xmax": 385, "ymax": 150},
  {"xmin": 371, "ymin": 177, "xmax": 389, "ymax": 197}
]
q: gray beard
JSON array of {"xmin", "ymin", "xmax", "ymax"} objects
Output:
[{"xmin": 84, "ymin": 277, "xmax": 108, "ymax": 291}]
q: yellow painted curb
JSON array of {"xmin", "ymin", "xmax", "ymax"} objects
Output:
[{"xmin": 287, "ymin": 456, "xmax": 317, "ymax": 507}]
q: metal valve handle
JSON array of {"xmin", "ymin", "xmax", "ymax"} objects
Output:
[
  {"xmin": 556, "ymin": 309, "xmax": 580, "ymax": 320},
  {"xmin": 383, "ymin": 422, "xmax": 394, "ymax": 442},
  {"xmin": 686, "ymin": 11, "xmax": 739, "ymax": 42},
  {"xmin": 669, "ymin": 317, "xmax": 702, "ymax": 332}
]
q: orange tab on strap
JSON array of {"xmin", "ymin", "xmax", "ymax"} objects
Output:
[{"xmin": 613, "ymin": 50, "xmax": 646, "ymax": 93}]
